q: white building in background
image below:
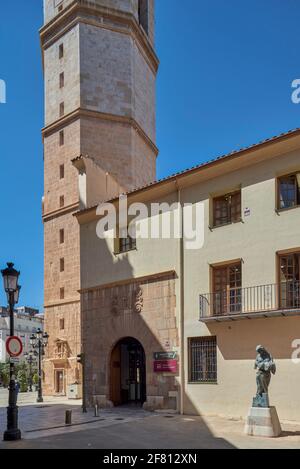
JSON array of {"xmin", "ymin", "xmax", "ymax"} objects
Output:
[{"xmin": 0, "ymin": 308, "xmax": 44, "ymax": 363}]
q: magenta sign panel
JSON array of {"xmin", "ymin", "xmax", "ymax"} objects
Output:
[{"xmin": 153, "ymin": 359, "xmax": 178, "ymax": 373}]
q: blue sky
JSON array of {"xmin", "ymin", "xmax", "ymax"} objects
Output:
[{"xmin": 0, "ymin": 0, "xmax": 300, "ymax": 310}]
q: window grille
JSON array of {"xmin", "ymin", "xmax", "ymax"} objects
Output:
[{"xmin": 189, "ymin": 337, "xmax": 217, "ymax": 383}]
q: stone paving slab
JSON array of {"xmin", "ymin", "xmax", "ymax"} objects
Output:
[
  {"xmin": 1, "ymin": 389, "xmax": 300, "ymax": 449},
  {"xmin": 0, "ymin": 390, "xmax": 153, "ymax": 441}
]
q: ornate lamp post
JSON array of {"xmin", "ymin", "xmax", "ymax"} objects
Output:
[
  {"xmin": 30, "ymin": 329, "xmax": 49, "ymax": 403},
  {"xmin": 1, "ymin": 262, "xmax": 22, "ymax": 441},
  {"xmin": 24, "ymin": 351, "xmax": 37, "ymax": 392}
]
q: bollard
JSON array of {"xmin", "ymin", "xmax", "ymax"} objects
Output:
[
  {"xmin": 65, "ymin": 410, "xmax": 72, "ymax": 425},
  {"xmin": 94, "ymin": 404, "xmax": 99, "ymax": 418}
]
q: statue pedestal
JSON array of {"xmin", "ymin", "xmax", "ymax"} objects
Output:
[{"xmin": 244, "ymin": 406, "xmax": 282, "ymax": 438}]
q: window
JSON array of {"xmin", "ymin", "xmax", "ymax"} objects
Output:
[
  {"xmin": 189, "ymin": 337, "xmax": 217, "ymax": 383},
  {"xmin": 212, "ymin": 262, "xmax": 242, "ymax": 315},
  {"xmin": 59, "ymin": 130, "xmax": 64, "ymax": 146},
  {"xmin": 59, "ymin": 318, "xmax": 65, "ymax": 330},
  {"xmin": 59, "ymin": 43, "xmax": 64, "ymax": 59},
  {"xmin": 279, "ymin": 252, "xmax": 300, "ymax": 309},
  {"xmin": 278, "ymin": 173, "xmax": 300, "ymax": 210},
  {"xmin": 60, "ymin": 288, "xmax": 65, "ymax": 300},
  {"xmin": 59, "ymin": 72, "xmax": 64, "ymax": 88},
  {"xmin": 119, "ymin": 234, "xmax": 136, "ymax": 253},
  {"xmin": 59, "ymin": 102, "xmax": 64, "ymax": 117},
  {"xmin": 59, "ymin": 195, "xmax": 64, "ymax": 208},
  {"xmin": 138, "ymin": 0, "xmax": 149, "ymax": 34},
  {"xmin": 60, "ymin": 164, "xmax": 64, "ymax": 179},
  {"xmin": 60, "ymin": 258, "xmax": 65, "ymax": 272},
  {"xmin": 213, "ymin": 190, "xmax": 241, "ymax": 227},
  {"xmin": 59, "ymin": 229, "xmax": 64, "ymax": 244}
]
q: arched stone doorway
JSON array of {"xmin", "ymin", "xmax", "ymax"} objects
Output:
[{"xmin": 110, "ymin": 337, "xmax": 146, "ymax": 407}]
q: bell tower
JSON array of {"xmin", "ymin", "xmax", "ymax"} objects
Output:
[{"xmin": 40, "ymin": 0, "xmax": 159, "ymax": 395}]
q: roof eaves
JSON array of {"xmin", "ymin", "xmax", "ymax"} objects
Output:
[{"xmin": 75, "ymin": 126, "xmax": 300, "ymax": 216}]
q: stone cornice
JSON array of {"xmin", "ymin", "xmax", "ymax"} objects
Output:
[
  {"xmin": 42, "ymin": 108, "xmax": 159, "ymax": 157},
  {"xmin": 40, "ymin": 0, "xmax": 159, "ymax": 75},
  {"xmin": 44, "ymin": 298, "xmax": 80, "ymax": 309},
  {"xmin": 79, "ymin": 270, "xmax": 177, "ymax": 294},
  {"xmin": 43, "ymin": 201, "xmax": 80, "ymax": 222}
]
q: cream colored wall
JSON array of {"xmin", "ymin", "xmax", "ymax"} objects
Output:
[
  {"xmin": 184, "ymin": 316, "xmax": 300, "ymax": 421},
  {"xmin": 183, "ymin": 149, "xmax": 300, "ymax": 421},
  {"xmin": 80, "ymin": 193, "xmax": 180, "ymax": 289},
  {"xmin": 79, "ymin": 148, "xmax": 300, "ymax": 421}
]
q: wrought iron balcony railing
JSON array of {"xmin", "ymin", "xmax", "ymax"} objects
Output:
[{"xmin": 199, "ymin": 282, "xmax": 300, "ymax": 319}]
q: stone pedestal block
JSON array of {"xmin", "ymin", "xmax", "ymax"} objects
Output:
[{"xmin": 245, "ymin": 406, "xmax": 282, "ymax": 438}]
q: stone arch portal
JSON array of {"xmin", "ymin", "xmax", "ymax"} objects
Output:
[{"xmin": 110, "ymin": 337, "xmax": 146, "ymax": 406}]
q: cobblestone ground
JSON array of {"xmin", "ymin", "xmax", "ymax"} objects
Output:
[{"xmin": 1, "ymin": 389, "xmax": 300, "ymax": 449}]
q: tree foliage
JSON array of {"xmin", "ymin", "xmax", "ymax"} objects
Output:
[{"xmin": 0, "ymin": 359, "xmax": 37, "ymax": 391}]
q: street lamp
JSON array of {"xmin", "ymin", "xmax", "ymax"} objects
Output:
[
  {"xmin": 1, "ymin": 262, "xmax": 21, "ymax": 441},
  {"xmin": 24, "ymin": 351, "xmax": 37, "ymax": 392},
  {"xmin": 30, "ymin": 329, "xmax": 49, "ymax": 403}
]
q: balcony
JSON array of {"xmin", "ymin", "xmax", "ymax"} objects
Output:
[{"xmin": 199, "ymin": 282, "xmax": 300, "ymax": 322}]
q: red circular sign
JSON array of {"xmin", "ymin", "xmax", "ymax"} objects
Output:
[{"xmin": 6, "ymin": 336, "xmax": 23, "ymax": 357}]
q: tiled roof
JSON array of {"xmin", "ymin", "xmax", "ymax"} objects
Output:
[{"xmin": 76, "ymin": 126, "xmax": 300, "ymax": 214}]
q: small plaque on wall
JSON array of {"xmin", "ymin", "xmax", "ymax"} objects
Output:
[
  {"xmin": 153, "ymin": 351, "xmax": 177, "ymax": 360},
  {"xmin": 153, "ymin": 359, "xmax": 178, "ymax": 373}
]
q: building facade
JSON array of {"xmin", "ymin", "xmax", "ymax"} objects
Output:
[
  {"xmin": 0, "ymin": 311, "xmax": 44, "ymax": 363},
  {"xmin": 76, "ymin": 131, "xmax": 300, "ymax": 421},
  {"xmin": 41, "ymin": 0, "xmax": 300, "ymax": 422},
  {"xmin": 41, "ymin": 0, "xmax": 158, "ymax": 396}
]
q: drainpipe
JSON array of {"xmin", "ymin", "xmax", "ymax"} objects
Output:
[{"xmin": 176, "ymin": 181, "xmax": 185, "ymax": 415}]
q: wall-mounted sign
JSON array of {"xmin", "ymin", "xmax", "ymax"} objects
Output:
[
  {"xmin": 9, "ymin": 357, "xmax": 20, "ymax": 364},
  {"xmin": 244, "ymin": 207, "xmax": 251, "ymax": 217},
  {"xmin": 153, "ymin": 351, "xmax": 177, "ymax": 360},
  {"xmin": 153, "ymin": 359, "xmax": 178, "ymax": 373}
]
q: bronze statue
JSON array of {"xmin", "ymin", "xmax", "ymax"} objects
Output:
[{"xmin": 253, "ymin": 345, "xmax": 276, "ymax": 408}]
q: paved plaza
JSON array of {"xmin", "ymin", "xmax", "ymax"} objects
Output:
[{"xmin": 0, "ymin": 389, "xmax": 300, "ymax": 449}]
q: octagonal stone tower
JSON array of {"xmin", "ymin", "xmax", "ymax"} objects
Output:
[{"xmin": 40, "ymin": 0, "xmax": 158, "ymax": 396}]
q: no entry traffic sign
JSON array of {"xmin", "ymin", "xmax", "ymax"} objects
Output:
[{"xmin": 6, "ymin": 336, "xmax": 23, "ymax": 358}]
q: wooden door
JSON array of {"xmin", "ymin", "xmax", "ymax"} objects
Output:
[
  {"xmin": 213, "ymin": 263, "xmax": 242, "ymax": 315},
  {"xmin": 279, "ymin": 253, "xmax": 300, "ymax": 308},
  {"xmin": 55, "ymin": 370, "xmax": 64, "ymax": 394}
]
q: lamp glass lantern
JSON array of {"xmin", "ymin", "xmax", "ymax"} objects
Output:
[
  {"xmin": 1, "ymin": 263, "xmax": 20, "ymax": 293},
  {"xmin": 14, "ymin": 285, "xmax": 21, "ymax": 305},
  {"xmin": 30, "ymin": 334, "xmax": 36, "ymax": 347},
  {"xmin": 43, "ymin": 332, "xmax": 49, "ymax": 346}
]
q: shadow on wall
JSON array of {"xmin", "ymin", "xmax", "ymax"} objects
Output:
[
  {"xmin": 80, "ymin": 236, "xmax": 235, "ymax": 448},
  {"xmin": 207, "ymin": 316, "xmax": 300, "ymax": 360}
]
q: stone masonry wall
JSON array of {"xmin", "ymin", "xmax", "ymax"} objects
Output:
[
  {"xmin": 43, "ymin": 120, "xmax": 80, "ymax": 215},
  {"xmin": 80, "ymin": 22, "xmax": 156, "ymax": 143},
  {"xmin": 44, "ymin": 25, "xmax": 80, "ymax": 127},
  {"xmin": 82, "ymin": 273, "xmax": 179, "ymax": 410},
  {"xmin": 43, "ymin": 301, "xmax": 81, "ymax": 395},
  {"xmin": 44, "ymin": 1, "xmax": 136, "ymax": 24},
  {"xmin": 42, "ymin": 0, "xmax": 157, "ymax": 396},
  {"xmin": 80, "ymin": 116, "xmax": 156, "ymax": 190},
  {"xmin": 44, "ymin": 1, "xmax": 155, "ymax": 47}
]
